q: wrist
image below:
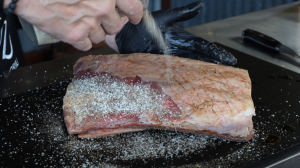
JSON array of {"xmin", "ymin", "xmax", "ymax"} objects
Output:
[{"xmin": 4, "ymin": 0, "xmax": 23, "ymax": 15}]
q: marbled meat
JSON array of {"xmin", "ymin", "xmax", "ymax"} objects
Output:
[{"xmin": 63, "ymin": 53, "xmax": 255, "ymax": 141}]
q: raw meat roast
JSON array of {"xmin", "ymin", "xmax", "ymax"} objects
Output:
[{"xmin": 63, "ymin": 53, "xmax": 255, "ymax": 141}]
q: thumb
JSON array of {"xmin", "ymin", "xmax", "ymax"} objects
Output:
[{"xmin": 164, "ymin": 1, "xmax": 204, "ymax": 25}]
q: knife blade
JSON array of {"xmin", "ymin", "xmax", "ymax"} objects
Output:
[{"xmin": 242, "ymin": 29, "xmax": 300, "ymax": 58}]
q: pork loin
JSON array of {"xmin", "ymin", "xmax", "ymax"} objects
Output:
[{"xmin": 63, "ymin": 53, "xmax": 255, "ymax": 141}]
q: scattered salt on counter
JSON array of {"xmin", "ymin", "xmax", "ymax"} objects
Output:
[{"xmin": 2, "ymin": 78, "xmax": 300, "ymax": 167}]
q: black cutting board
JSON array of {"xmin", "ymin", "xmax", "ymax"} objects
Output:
[{"xmin": 1, "ymin": 44, "xmax": 300, "ymax": 168}]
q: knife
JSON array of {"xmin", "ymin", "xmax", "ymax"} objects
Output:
[{"xmin": 242, "ymin": 29, "xmax": 300, "ymax": 58}]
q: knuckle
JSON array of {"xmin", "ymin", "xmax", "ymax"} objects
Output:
[
  {"xmin": 90, "ymin": 28, "xmax": 105, "ymax": 44},
  {"xmin": 96, "ymin": 5, "xmax": 114, "ymax": 16},
  {"xmin": 102, "ymin": 20, "xmax": 123, "ymax": 35},
  {"xmin": 84, "ymin": 20, "xmax": 96, "ymax": 31},
  {"xmin": 128, "ymin": 0, "xmax": 142, "ymax": 15},
  {"xmin": 66, "ymin": 31, "xmax": 85, "ymax": 43}
]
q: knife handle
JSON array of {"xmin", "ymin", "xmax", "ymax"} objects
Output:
[{"xmin": 242, "ymin": 29, "xmax": 281, "ymax": 53}]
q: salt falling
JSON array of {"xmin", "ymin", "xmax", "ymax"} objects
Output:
[{"xmin": 143, "ymin": 10, "xmax": 174, "ymax": 82}]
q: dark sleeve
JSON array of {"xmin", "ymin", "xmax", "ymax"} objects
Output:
[{"xmin": 0, "ymin": 10, "xmax": 25, "ymax": 73}]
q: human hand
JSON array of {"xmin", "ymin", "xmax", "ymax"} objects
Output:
[
  {"xmin": 108, "ymin": 1, "xmax": 237, "ymax": 65},
  {"xmin": 5, "ymin": 0, "xmax": 144, "ymax": 51}
]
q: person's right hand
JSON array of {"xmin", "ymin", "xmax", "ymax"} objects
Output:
[{"xmin": 4, "ymin": 0, "xmax": 144, "ymax": 51}]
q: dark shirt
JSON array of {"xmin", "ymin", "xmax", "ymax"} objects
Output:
[{"xmin": 0, "ymin": 10, "xmax": 23, "ymax": 72}]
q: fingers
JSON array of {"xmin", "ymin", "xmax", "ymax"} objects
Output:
[
  {"xmin": 89, "ymin": 0, "xmax": 123, "ymax": 35},
  {"xmin": 17, "ymin": 0, "xmax": 143, "ymax": 51},
  {"xmin": 63, "ymin": 0, "xmax": 122, "ymax": 50},
  {"xmin": 167, "ymin": 28, "xmax": 237, "ymax": 65},
  {"xmin": 88, "ymin": 29, "xmax": 105, "ymax": 45},
  {"xmin": 163, "ymin": 1, "xmax": 204, "ymax": 25},
  {"xmin": 101, "ymin": 10, "xmax": 123, "ymax": 35},
  {"xmin": 53, "ymin": 19, "xmax": 92, "ymax": 51},
  {"xmin": 206, "ymin": 43, "xmax": 237, "ymax": 65},
  {"xmin": 87, "ymin": 22, "xmax": 106, "ymax": 45},
  {"xmin": 105, "ymin": 16, "xmax": 130, "ymax": 53},
  {"xmin": 105, "ymin": 34, "xmax": 119, "ymax": 53},
  {"xmin": 194, "ymin": 41, "xmax": 237, "ymax": 65},
  {"xmin": 72, "ymin": 38, "xmax": 92, "ymax": 51},
  {"xmin": 116, "ymin": 0, "xmax": 144, "ymax": 24},
  {"xmin": 66, "ymin": 24, "xmax": 93, "ymax": 51},
  {"xmin": 72, "ymin": 21, "xmax": 106, "ymax": 50}
]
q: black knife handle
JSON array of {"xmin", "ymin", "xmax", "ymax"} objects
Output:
[{"xmin": 242, "ymin": 29, "xmax": 282, "ymax": 53}]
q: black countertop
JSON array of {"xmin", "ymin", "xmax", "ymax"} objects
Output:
[{"xmin": 1, "ymin": 44, "xmax": 300, "ymax": 167}]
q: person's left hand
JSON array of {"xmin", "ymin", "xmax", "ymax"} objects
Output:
[{"xmin": 105, "ymin": 1, "xmax": 237, "ymax": 65}]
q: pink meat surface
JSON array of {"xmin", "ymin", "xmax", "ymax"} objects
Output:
[{"xmin": 63, "ymin": 53, "xmax": 255, "ymax": 141}]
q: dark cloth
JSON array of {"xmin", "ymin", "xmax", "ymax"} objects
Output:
[
  {"xmin": 0, "ymin": 10, "xmax": 25, "ymax": 98},
  {"xmin": 0, "ymin": 10, "xmax": 24, "ymax": 72}
]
